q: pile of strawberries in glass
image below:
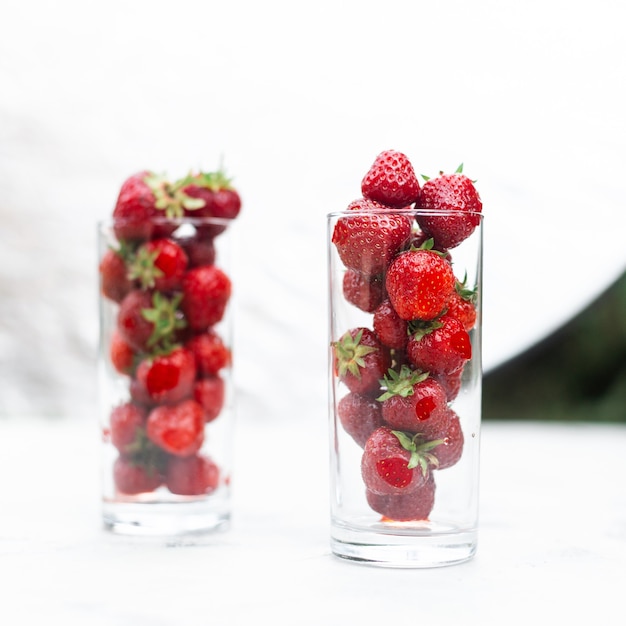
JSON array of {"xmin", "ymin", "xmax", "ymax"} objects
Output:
[
  {"xmin": 331, "ymin": 150, "xmax": 482, "ymax": 521},
  {"xmin": 99, "ymin": 169, "xmax": 241, "ymax": 498}
]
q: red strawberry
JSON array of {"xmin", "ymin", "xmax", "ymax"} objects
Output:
[
  {"xmin": 342, "ymin": 269, "xmax": 385, "ymax": 313},
  {"xmin": 337, "ymin": 391, "xmax": 385, "ymax": 448},
  {"xmin": 373, "ymin": 299, "xmax": 408, "ymax": 350},
  {"xmin": 113, "ymin": 455, "xmax": 163, "ymax": 494},
  {"xmin": 128, "ymin": 238, "xmax": 189, "ymax": 292},
  {"xmin": 109, "ymin": 402, "xmax": 147, "ymax": 454},
  {"xmin": 361, "ymin": 150, "xmax": 420, "ymax": 208},
  {"xmin": 166, "ymin": 454, "xmax": 220, "ymax": 496},
  {"xmin": 193, "ymin": 376, "xmax": 225, "ymax": 423},
  {"xmin": 432, "ymin": 410, "xmax": 464, "ymax": 470},
  {"xmin": 146, "ymin": 399, "xmax": 205, "ymax": 457},
  {"xmin": 180, "ymin": 231, "xmax": 216, "ymax": 268},
  {"xmin": 112, "ymin": 171, "xmax": 160, "ymax": 242},
  {"xmin": 446, "ymin": 277, "xmax": 478, "ymax": 331},
  {"xmin": 135, "ymin": 346, "xmax": 196, "ymax": 405},
  {"xmin": 366, "ymin": 474, "xmax": 436, "ymax": 521},
  {"xmin": 361, "ymin": 427, "xmax": 437, "ymax": 496},
  {"xmin": 334, "ymin": 328, "xmax": 390, "ymax": 396},
  {"xmin": 99, "ymin": 247, "xmax": 133, "ymax": 303},
  {"xmin": 332, "ymin": 198, "xmax": 412, "ymax": 276},
  {"xmin": 181, "ymin": 265, "xmax": 231, "ymax": 331},
  {"xmin": 378, "ymin": 366, "xmax": 450, "ymax": 439},
  {"xmin": 415, "ymin": 165, "xmax": 482, "ymax": 249},
  {"xmin": 117, "ymin": 290, "xmax": 186, "ymax": 353},
  {"xmin": 407, "ymin": 314, "xmax": 472, "ymax": 375},
  {"xmin": 385, "ymin": 248, "xmax": 455, "ymax": 321},
  {"xmin": 186, "ymin": 330, "xmax": 231, "ymax": 376},
  {"xmin": 432, "ymin": 367, "xmax": 464, "ymax": 402},
  {"xmin": 109, "ymin": 329, "xmax": 136, "ymax": 376}
]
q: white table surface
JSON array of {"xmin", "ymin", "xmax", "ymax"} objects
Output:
[{"xmin": 1, "ymin": 415, "xmax": 624, "ymax": 625}]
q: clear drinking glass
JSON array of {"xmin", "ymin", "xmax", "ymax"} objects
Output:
[
  {"xmin": 98, "ymin": 217, "xmax": 235, "ymax": 535},
  {"xmin": 327, "ymin": 207, "xmax": 483, "ymax": 567}
]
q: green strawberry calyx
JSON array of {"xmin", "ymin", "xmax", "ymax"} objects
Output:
[
  {"xmin": 391, "ymin": 430, "xmax": 443, "ymax": 475},
  {"xmin": 407, "ymin": 318, "xmax": 444, "ymax": 342},
  {"xmin": 377, "ymin": 365, "xmax": 429, "ymax": 401},
  {"xmin": 127, "ymin": 246, "xmax": 164, "ymax": 290},
  {"xmin": 334, "ymin": 329, "xmax": 377, "ymax": 380},
  {"xmin": 455, "ymin": 272, "xmax": 478, "ymax": 304},
  {"xmin": 141, "ymin": 292, "xmax": 187, "ymax": 352},
  {"xmin": 144, "ymin": 172, "xmax": 206, "ymax": 218}
]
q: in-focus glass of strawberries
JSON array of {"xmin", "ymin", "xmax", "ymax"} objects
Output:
[
  {"xmin": 327, "ymin": 150, "xmax": 483, "ymax": 567},
  {"xmin": 98, "ymin": 168, "xmax": 241, "ymax": 535}
]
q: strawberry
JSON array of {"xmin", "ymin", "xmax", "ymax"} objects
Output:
[
  {"xmin": 407, "ymin": 314, "xmax": 472, "ymax": 375},
  {"xmin": 186, "ymin": 330, "xmax": 231, "ymax": 376},
  {"xmin": 109, "ymin": 329, "xmax": 136, "ymax": 376},
  {"xmin": 446, "ymin": 276, "xmax": 478, "ymax": 331},
  {"xmin": 361, "ymin": 150, "xmax": 420, "ymax": 208},
  {"xmin": 415, "ymin": 165, "xmax": 482, "ymax": 249},
  {"xmin": 332, "ymin": 198, "xmax": 412, "ymax": 276},
  {"xmin": 342, "ymin": 269, "xmax": 385, "ymax": 313},
  {"xmin": 432, "ymin": 367, "xmax": 464, "ymax": 402},
  {"xmin": 109, "ymin": 402, "xmax": 147, "ymax": 454},
  {"xmin": 146, "ymin": 399, "xmax": 205, "ymax": 457},
  {"xmin": 432, "ymin": 410, "xmax": 464, "ymax": 470},
  {"xmin": 99, "ymin": 247, "xmax": 133, "ymax": 303},
  {"xmin": 193, "ymin": 376, "xmax": 225, "ymax": 423},
  {"xmin": 165, "ymin": 454, "xmax": 220, "ymax": 496},
  {"xmin": 128, "ymin": 238, "xmax": 189, "ymax": 292},
  {"xmin": 113, "ymin": 455, "xmax": 164, "ymax": 495},
  {"xmin": 181, "ymin": 265, "xmax": 232, "ymax": 332},
  {"xmin": 373, "ymin": 299, "xmax": 408, "ymax": 350},
  {"xmin": 117, "ymin": 290, "xmax": 186, "ymax": 353},
  {"xmin": 378, "ymin": 366, "xmax": 451, "ymax": 439},
  {"xmin": 135, "ymin": 346, "xmax": 197, "ymax": 405},
  {"xmin": 337, "ymin": 391, "xmax": 384, "ymax": 448},
  {"xmin": 333, "ymin": 328, "xmax": 390, "ymax": 396},
  {"xmin": 361, "ymin": 427, "xmax": 438, "ymax": 496},
  {"xmin": 180, "ymin": 231, "xmax": 216, "ymax": 268},
  {"xmin": 385, "ymin": 247, "xmax": 455, "ymax": 321},
  {"xmin": 366, "ymin": 473, "xmax": 436, "ymax": 521},
  {"xmin": 112, "ymin": 171, "xmax": 160, "ymax": 242}
]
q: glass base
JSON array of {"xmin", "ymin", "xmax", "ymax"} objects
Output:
[
  {"xmin": 330, "ymin": 519, "xmax": 477, "ymax": 568},
  {"xmin": 103, "ymin": 500, "xmax": 230, "ymax": 537}
]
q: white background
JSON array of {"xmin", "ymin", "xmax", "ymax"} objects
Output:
[{"xmin": 1, "ymin": 0, "xmax": 625, "ymax": 418}]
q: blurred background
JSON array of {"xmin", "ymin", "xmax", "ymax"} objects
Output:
[{"xmin": 1, "ymin": 0, "xmax": 624, "ymax": 423}]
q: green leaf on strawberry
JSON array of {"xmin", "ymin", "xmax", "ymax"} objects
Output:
[
  {"xmin": 334, "ymin": 329, "xmax": 378, "ymax": 379},
  {"xmin": 391, "ymin": 430, "xmax": 443, "ymax": 475},
  {"xmin": 141, "ymin": 292, "xmax": 186, "ymax": 351},
  {"xmin": 377, "ymin": 365, "xmax": 429, "ymax": 401}
]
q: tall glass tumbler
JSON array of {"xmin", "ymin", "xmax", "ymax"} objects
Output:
[
  {"xmin": 98, "ymin": 217, "xmax": 235, "ymax": 535},
  {"xmin": 327, "ymin": 207, "xmax": 483, "ymax": 567}
]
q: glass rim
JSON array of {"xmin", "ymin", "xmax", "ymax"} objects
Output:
[
  {"xmin": 97, "ymin": 215, "xmax": 235, "ymax": 228},
  {"xmin": 327, "ymin": 207, "xmax": 483, "ymax": 220}
]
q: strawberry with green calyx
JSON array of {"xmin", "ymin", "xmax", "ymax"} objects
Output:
[
  {"xmin": 117, "ymin": 289, "xmax": 187, "ymax": 353},
  {"xmin": 373, "ymin": 299, "xmax": 408, "ymax": 350},
  {"xmin": 146, "ymin": 398, "xmax": 205, "ymax": 457},
  {"xmin": 186, "ymin": 330, "xmax": 231, "ymax": 377},
  {"xmin": 128, "ymin": 238, "xmax": 189, "ymax": 292},
  {"xmin": 385, "ymin": 246, "xmax": 456, "ymax": 321},
  {"xmin": 333, "ymin": 328, "xmax": 390, "ymax": 396},
  {"xmin": 109, "ymin": 402, "xmax": 148, "ymax": 455},
  {"xmin": 407, "ymin": 313, "xmax": 472, "ymax": 375},
  {"xmin": 135, "ymin": 346, "xmax": 197, "ymax": 406},
  {"xmin": 332, "ymin": 198, "xmax": 413, "ymax": 276},
  {"xmin": 445, "ymin": 273, "xmax": 478, "ymax": 332},
  {"xmin": 342, "ymin": 269, "xmax": 385, "ymax": 313},
  {"xmin": 180, "ymin": 169, "xmax": 242, "ymax": 220},
  {"xmin": 415, "ymin": 164, "xmax": 482, "ymax": 249},
  {"xmin": 361, "ymin": 427, "xmax": 441, "ymax": 496},
  {"xmin": 113, "ymin": 455, "xmax": 164, "ymax": 495},
  {"xmin": 378, "ymin": 365, "xmax": 451, "ymax": 440},
  {"xmin": 366, "ymin": 473, "xmax": 436, "ymax": 521},
  {"xmin": 337, "ymin": 391, "xmax": 385, "ymax": 448},
  {"xmin": 361, "ymin": 150, "xmax": 421, "ymax": 208}
]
